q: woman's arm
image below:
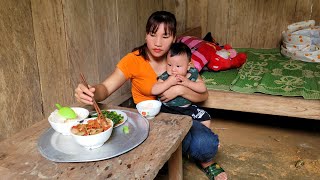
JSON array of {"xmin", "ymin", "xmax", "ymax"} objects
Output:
[
  {"xmin": 159, "ymin": 74, "xmax": 208, "ymax": 103},
  {"xmin": 75, "ymin": 68, "xmax": 127, "ymax": 104},
  {"xmin": 151, "ymin": 75, "xmax": 178, "ymax": 95},
  {"xmin": 159, "ymin": 85, "xmax": 208, "ymax": 103},
  {"xmin": 151, "ymin": 79, "xmax": 167, "ymax": 95}
]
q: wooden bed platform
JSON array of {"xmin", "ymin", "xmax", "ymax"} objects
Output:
[
  {"xmin": 199, "ymin": 90, "xmax": 320, "ymax": 120},
  {"xmin": 180, "ymin": 27, "xmax": 320, "ymax": 120}
]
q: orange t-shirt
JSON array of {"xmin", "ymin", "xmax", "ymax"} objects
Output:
[{"xmin": 117, "ymin": 51, "xmax": 158, "ymax": 104}]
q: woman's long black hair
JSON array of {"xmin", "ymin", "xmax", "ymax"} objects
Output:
[{"xmin": 132, "ymin": 11, "xmax": 177, "ymax": 60}]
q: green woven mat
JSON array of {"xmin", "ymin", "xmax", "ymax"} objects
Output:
[
  {"xmin": 201, "ymin": 69, "xmax": 239, "ymax": 91},
  {"xmin": 201, "ymin": 48, "xmax": 320, "ymax": 99}
]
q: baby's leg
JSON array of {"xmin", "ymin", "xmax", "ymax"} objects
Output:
[{"xmin": 201, "ymin": 120, "xmax": 211, "ymax": 128}]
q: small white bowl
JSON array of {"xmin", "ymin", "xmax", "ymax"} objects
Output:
[
  {"xmin": 70, "ymin": 118, "xmax": 114, "ymax": 149},
  {"xmin": 136, "ymin": 100, "xmax": 162, "ymax": 119},
  {"xmin": 48, "ymin": 107, "xmax": 89, "ymax": 135}
]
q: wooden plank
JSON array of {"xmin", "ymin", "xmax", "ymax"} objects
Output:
[
  {"xmin": 200, "ymin": 90, "xmax": 320, "ymax": 120},
  {"xmin": 294, "ymin": 0, "xmax": 313, "ymax": 21},
  {"xmin": 0, "ymin": 0, "xmax": 43, "ymax": 141},
  {"xmin": 199, "ymin": 0, "xmax": 208, "ymax": 36},
  {"xmin": 271, "ymin": 0, "xmax": 297, "ymax": 48},
  {"xmin": 62, "ymin": 0, "xmax": 99, "ymax": 90},
  {"xmin": 207, "ymin": 0, "xmax": 229, "ymax": 45},
  {"xmin": 168, "ymin": 145, "xmax": 183, "ymax": 180},
  {"xmin": 185, "ymin": 0, "xmax": 208, "ymax": 36},
  {"xmin": 117, "ymin": 0, "xmax": 138, "ymax": 59},
  {"xmin": 310, "ymin": 0, "xmax": 320, "ymax": 22},
  {"xmin": 186, "ymin": 0, "xmax": 202, "ymax": 29},
  {"xmin": 93, "ymin": 0, "xmax": 119, "ymax": 82},
  {"xmin": 137, "ymin": 0, "xmax": 162, "ymax": 45},
  {"xmin": 227, "ymin": 0, "xmax": 257, "ymax": 48},
  {"xmin": 0, "ymin": 106, "xmax": 192, "ymax": 179},
  {"xmin": 205, "ymin": 0, "xmax": 320, "ymax": 48},
  {"xmin": 163, "ymin": 0, "xmax": 175, "ymax": 14},
  {"xmin": 92, "ymin": 0, "xmax": 122, "ymax": 104},
  {"xmin": 106, "ymin": 93, "xmax": 132, "ymax": 106},
  {"xmin": 174, "ymin": 0, "xmax": 187, "ymax": 34},
  {"xmin": 116, "ymin": 0, "xmax": 138, "ymax": 102},
  {"xmin": 31, "ymin": 0, "xmax": 73, "ymax": 116},
  {"xmin": 250, "ymin": 0, "xmax": 284, "ymax": 48},
  {"xmin": 178, "ymin": 26, "xmax": 201, "ymax": 37}
]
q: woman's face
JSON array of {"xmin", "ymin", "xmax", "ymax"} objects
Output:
[{"xmin": 146, "ymin": 23, "xmax": 175, "ymax": 60}]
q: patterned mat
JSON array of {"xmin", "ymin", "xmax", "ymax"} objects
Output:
[{"xmin": 201, "ymin": 48, "xmax": 320, "ymax": 99}]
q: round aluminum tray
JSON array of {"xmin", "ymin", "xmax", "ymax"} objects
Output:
[{"xmin": 37, "ymin": 110, "xmax": 149, "ymax": 162}]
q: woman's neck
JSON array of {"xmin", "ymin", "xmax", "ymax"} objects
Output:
[{"xmin": 147, "ymin": 51, "xmax": 167, "ymax": 76}]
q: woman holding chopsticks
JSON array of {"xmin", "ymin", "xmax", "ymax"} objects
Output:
[{"xmin": 75, "ymin": 11, "xmax": 227, "ymax": 180}]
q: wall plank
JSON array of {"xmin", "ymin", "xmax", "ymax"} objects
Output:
[
  {"xmin": 310, "ymin": 0, "xmax": 320, "ymax": 21},
  {"xmin": 207, "ymin": 0, "xmax": 229, "ymax": 45},
  {"xmin": 116, "ymin": 0, "xmax": 138, "ymax": 102},
  {"xmin": 199, "ymin": 0, "xmax": 208, "ymax": 37},
  {"xmin": 186, "ymin": 0, "xmax": 201, "ymax": 29},
  {"xmin": 186, "ymin": 0, "xmax": 208, "ymax": 36},
  {"xmin": 206, "ymin": 0, "xmax": 319, "ymax": 48},
  {"xmin": 63, "ymin": 0, "xmax": 99, "ymax": 91},
  {"xmin": 0, "ymin": 0, "xmax": 43, "ymax": 140},
  {"xmin": 31, "ymin": 0, "xmax": 73, "ymax": 115},
  {"xmin": 175, "ymin": 0, "xmax": 187, "ymax": 34},
  {"xmin": 163, "ymin": 0, "xmax": 175, "ymax": 14},
  {"xmin": 295, "ymin": 0, "xmax": 313, "ymax": 21},
  {"xmin": 227, "ymin": 0, "xmax": 257, "ymax": 48},
  {"xmin": 92, "ymin": 0, "xmax": 120, "ymax": 104},
  {"xmin": 250, "ymin": 0, "xmax": 295, "ymax": 48},
  {"xmin": 137, "ymin": 0, "xmax": 163, "ymax": 45}
]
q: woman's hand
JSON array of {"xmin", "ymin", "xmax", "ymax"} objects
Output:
[{"xmin": 74, "ymin": 83, "xmax": 95, "ymax": 105}]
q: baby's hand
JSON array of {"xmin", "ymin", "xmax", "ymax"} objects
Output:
[
  {"xmin": 176, "ymin": 75, "xmax": 191, "ymax": 87},
  {"xmin": 167, "ymin": 75, "xmax": 179, "ymax": 86}
]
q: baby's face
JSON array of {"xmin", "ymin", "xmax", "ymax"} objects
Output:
[{"xmin": 166, "ymin": 53, "xmax": 189, "ymax": 76}]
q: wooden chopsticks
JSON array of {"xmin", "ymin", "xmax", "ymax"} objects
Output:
[{"xmin": 79, "ymin": 73, "xmax": 103, "ymax": 118}]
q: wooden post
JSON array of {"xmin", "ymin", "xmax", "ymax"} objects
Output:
[{"xmin": 168, "ymin": 144, "xmax": 183, "ymax": 180}]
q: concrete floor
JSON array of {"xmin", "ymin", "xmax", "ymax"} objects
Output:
[{"xmin": 155, "ymin": 109, "xmax": 320, "ymax": 180}]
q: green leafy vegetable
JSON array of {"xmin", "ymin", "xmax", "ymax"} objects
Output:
[
  {"xmin": 91, "ymin": 110, "xmax": 124, "ymax": 125},
  {"xmin": 123, "ymin": 125, "xmax": 129, "ymax": 134}
]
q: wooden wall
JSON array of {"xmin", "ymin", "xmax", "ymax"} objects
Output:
[
  {"xmin": 0, "ymin": 0, "xmax": 318, "ymax": 141},
  {"xmin": 204, "ymin": 0, "xmax": 320, "ymax": 48}
]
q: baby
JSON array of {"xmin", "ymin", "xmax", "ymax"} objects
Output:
[{"xmin": 152, "ymin": 42, "xmax": 211, "ymax": 127}]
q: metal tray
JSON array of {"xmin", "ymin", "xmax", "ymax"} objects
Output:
[{"xmin": 37, "ymin": 110, "xmax": 149, "ymax": 162}]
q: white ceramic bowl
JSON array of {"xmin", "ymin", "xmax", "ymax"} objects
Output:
[
  {"xmin": 136, "ymin": 100, "xmax": 162, "ymax": 119},
  {"xmin": 48, "ymin": 107, "xmax": 89, "ymax": 135},
  {"xmin": 70, "ymin": 118, "xmax": 114, "ymax": 149}
]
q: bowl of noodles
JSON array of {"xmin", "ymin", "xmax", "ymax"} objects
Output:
[{"xmin": 70, "ymin": 117, "xmax": 114, "ymax": 149}]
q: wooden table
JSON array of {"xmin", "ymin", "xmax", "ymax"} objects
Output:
[{"xmin": 0, "ymin": 105, "xmax": 192, "ymax": 179}]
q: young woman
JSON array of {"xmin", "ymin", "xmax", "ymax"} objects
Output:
[{"xmin": 75, "ymin": 11, "xmax": 227, "ymax": 180}]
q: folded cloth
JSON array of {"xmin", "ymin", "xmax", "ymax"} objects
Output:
[{"xmin": 281, "ymin": 20, "xmax": 320, "ymax": 63}]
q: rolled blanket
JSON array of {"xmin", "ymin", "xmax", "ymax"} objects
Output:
[{"xmin": 281, "ymin": 20, "xmax": 320, "ymax": 63}]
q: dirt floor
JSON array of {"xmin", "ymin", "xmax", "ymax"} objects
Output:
[{"xmin": 155, "ymin": 109, "xmax": 320, "ymax": 180}]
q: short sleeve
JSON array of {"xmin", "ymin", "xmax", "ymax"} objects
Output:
[{"xmin": 117, "ymin": 52, "xmax": 138, "ymax": 79}]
